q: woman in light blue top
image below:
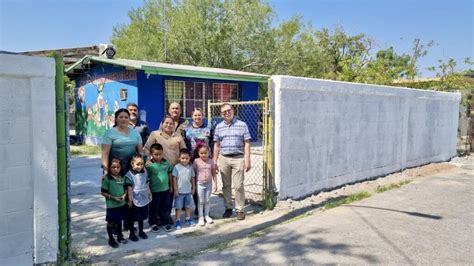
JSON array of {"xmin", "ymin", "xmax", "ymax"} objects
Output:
[{"xmin": 101, "ymin": 108, "xmax": 143, "ymax": 176}]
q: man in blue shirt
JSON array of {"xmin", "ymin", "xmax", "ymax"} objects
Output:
[
  {"xmin": 127, "ymin": 102, "xmax": 149, "ymax": 144},
  {"xmin": 213, "ymin": 103, "xmax": 251, "ymax": 220}
]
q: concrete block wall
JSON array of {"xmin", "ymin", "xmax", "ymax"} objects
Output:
[
  {"xmin": 271, "ymin": 76, "xmax": 460, "ymax": 199},
  {"xmin": 0, "ymin": 54, "xmax": 58, "ymax": 265}
]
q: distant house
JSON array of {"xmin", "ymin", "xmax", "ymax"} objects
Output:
[{"xmin": 65, "ymin": 55, "xmax": 269, "ymax": 145}]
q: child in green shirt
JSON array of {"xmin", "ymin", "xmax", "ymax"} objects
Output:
[
  {"xmin": 146, "ymin": 143, "xmax": 174, "ymax": 232},
  {"xmin": 101, "ymin": 158, "xmax": 128, "ymax": 248}
]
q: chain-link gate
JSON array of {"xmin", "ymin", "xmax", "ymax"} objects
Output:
[{"xmin": 208, "ymin": 98, "xmax": 275, "ymax": 209}]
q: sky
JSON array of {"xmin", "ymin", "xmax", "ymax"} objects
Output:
[{"xmin": 0, "ymin": 0, "xmax": 472, "ymax": 77}]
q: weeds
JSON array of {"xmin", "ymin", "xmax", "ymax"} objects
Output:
[
  {"xmin": 323, "ymin": 191, "xmax": 372, "ymax": 210},
  {"xmin": 70, "ymin": 145, "xmax": 101, "ymax": 156},
  {"xmin": 376, "ymin": 180, "xmax": 411, "ymax": 193}
]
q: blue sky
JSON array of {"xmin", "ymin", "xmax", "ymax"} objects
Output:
[{"xmin": 0, "ymin": 0, "xmax": 472, "ymax": 77}]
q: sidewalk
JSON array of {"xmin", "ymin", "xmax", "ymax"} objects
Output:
[
  {"xmin": 177, "ymin": 156, "xmax": 474, "ymax": 264},
  {"xmin": 70, "ymin": 155, "xmax": 473, "ymax": 264}
]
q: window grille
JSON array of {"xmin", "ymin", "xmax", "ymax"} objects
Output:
[{"xmin": 164, "ymin": 80, "xmax": 239, "ymax": 118}]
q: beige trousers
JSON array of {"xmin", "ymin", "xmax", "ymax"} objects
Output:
[{"xmin": 218, "ymin": 154, "xmax": 245, "ymax": 211}]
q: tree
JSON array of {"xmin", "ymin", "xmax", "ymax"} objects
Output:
[{"xmin": 111, "ymin": 0, "xmax": 274, "ymax": 70}]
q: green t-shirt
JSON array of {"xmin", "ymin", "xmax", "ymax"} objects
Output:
[
  {"xmin": 101, "ymin": 175, "xmax": 127, "ymax": 209},
  {"xmin": 146, "ymin": 159, "xmax": 172, "ymax": 193}
]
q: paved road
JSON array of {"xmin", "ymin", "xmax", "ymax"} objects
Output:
[{"xmin": 177, "ymin": 159, "xmax": 474, "ymax": 265}]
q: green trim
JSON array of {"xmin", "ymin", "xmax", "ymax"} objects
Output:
[
  {"xmin": 65, "ymin": 55, "xmax": 91, "ymax": 73},
  {"xmin": 54, "ymin": 55, "xmax": 69, "ymax": 262},
  {"xmin": 143, "ymin": 66, "xmax": 268, "ymax": 82},
  {"xmin": 66, "ymin": 56, "xmax": 269, "ymax": 83}
]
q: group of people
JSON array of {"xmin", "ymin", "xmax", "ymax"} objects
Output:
[{"xmin": 100, "ymin": 102, "xmax": 251, "ymax": 248}]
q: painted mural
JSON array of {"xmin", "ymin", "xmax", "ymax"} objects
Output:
[{"xmin": 75, "ymin": 69, "xmax": 138, "ymax": 144}]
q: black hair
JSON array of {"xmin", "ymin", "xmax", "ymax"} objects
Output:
[
  {"xmin": 150, "ymin": 143, "xmax": 163, "ymax": 153},
  {"xmin": 179, "ymin": 148, "xmax": 190, "ymax": 157},
  {"xmin": 130, "ymin": 154, "xmax": 144, "ymax": 163},
  {"xmin": 113, "ymin": 108, "xmax": 130, "ymax": 127},
  {"xmin": 127, "ymin": 102, "xmax": 138, "ymax": 108}
]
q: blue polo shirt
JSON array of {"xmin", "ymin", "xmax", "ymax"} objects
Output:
[{"xmin": 214, "ymin": 118, "xmax": 250, "ymax": 155}]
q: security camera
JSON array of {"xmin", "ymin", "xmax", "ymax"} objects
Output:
[{"xmin": 103, "ymin": 47, "xmax": 116, "ymax": 59}]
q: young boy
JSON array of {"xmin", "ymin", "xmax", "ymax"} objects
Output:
[
  {"xmin": 146, "ymin": 143, "xmax": 174, "ymax": 232},
  {"xmin": 173, "ymin": 149, "xmax": 196, "ymax": 229}
]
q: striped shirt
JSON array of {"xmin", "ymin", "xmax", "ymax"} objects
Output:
[{"xmin": 214, "ymin": 118, "xmax": 250, "ymax": 155}]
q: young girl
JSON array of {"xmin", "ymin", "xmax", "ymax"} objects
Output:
[
  {"xmin": 125, "ymin": 155, "xmax": 152, "ymax": 241},
  {"xmin": 192, "ymin": 144, "xmax": 217, "ymax": 226},
  {"xmin": 101, "ymin": 158, "xmax": 128, "ymax": 248}
]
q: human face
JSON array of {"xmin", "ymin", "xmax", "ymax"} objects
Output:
[
  {"xmin": 151, "ymin": 149, "xmax": 163, "ymax": 162},
  {"xmin": 110, "ymin": 161, "xmax": 121, "ymax": 177},
  {"xmin": 168, "ymin": 103, "xmax": 181, "ymax": 120},
  {"xmin": 198, "ymin": 147, "xmax": 210, "ymax": 161},
  {"xmin": 131, "ymin": 158, "xmax": 144, "ymax": 172},
  {"xmin": 127, "ymin": 105, "xmax": 138, "ymax": 121},
  {"xmin": 192, "ymin": 110, "xmax": 203, "ymax": 126},
  {"xmin": 115, "ymin": 111, "xmax": 130, "ymax": 128},
  {"xmin": 179, "ymin": 153, "xmax": 190, "ymax": 166},
  {"xmin": 220, "ymin": 105, "xmax": 234, "ymax": 123},
  {"xmin": 162, "ymin": 117, "xmax": 175, "ymax": 134}
]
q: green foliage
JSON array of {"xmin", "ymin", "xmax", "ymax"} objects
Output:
[
  {"xmin": 375, "ymin": 180, "xmax": 411, "ymax": 193},
  {"xmin": 323, "ymin": 191, "xmax": 371, "ymax": 210},
  {"xmin": 111, "ymin": 0, "xmax": 470, "ymax": 87}
]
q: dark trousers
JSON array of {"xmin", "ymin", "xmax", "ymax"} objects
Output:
[{"xmin": 149, "ymin": 191, "xmax": 172, "ymax": 226}]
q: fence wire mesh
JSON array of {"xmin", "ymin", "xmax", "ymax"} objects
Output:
[{"xmin": 208, "ymin": 100, "xmax": 266, "ymax": 203}]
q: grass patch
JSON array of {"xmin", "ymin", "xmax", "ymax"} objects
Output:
[
  {"xmin": 376, "ymin": 180, "xmax": 411, "ymax": 193},
  {"xmin": 176, "ymin": 230, "xmax": 206, "ymax": 238},
  {"xmin": 323, "ymin": 191, "xmax": 371, "ymax": 210},
  {"xmin": 70, "ymin": 145, "xmax": 101, "ymax": 156}
]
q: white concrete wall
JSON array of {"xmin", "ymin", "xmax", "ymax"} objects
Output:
[
  {"xmin": 0, "ymin": 54, "xmax": 58, "ymax": 265},
  {"xmin": 272, "ymin": 76, "xmax": 460, "ymax": 199}
]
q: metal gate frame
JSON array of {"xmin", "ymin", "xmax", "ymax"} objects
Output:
[{"xmin": 208, "ymin": 98, "xmax": 276, "ymax": 209}]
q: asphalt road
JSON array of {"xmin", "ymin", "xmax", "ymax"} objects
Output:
[{"xmin": 177, "ymin": 158, "xmax": 474, "ymax": 265}]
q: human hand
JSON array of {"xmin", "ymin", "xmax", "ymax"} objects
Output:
[
  {"xmin": 128, "ymin": 200, "xmax": 133, "ymax": 207},
  {"xmin": 145, "ymin": 159, "xmax": 152, "ymax": 167},
  {"xmin": 244, "ymin": 159, "xmax": 251, "ymax": 172},
  {"xmin": 191, "ymin": 188, "xmax": 196, "ymax": 195},
  {"xmin": 174, "ymin": 191, "xmax": 179, "ymax": 198}
]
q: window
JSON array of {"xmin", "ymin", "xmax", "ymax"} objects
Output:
[{"xmin": 164, "ymin": 80, "xmax": 239, "ymax": 118}]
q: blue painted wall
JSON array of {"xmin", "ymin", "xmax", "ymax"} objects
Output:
[{"xmin": 137, "ymin": 71, "xmax": 164, "ymax": 131}]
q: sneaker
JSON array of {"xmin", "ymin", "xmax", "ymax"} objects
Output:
[
  {"xmin": 108, "ymin": 238, "xmax": 119, "ymax": 248},
  {"xmin": 175, "ymin": 220, "xmax": 182, "ymax": 230},
  {"xmin": 186, "ymin": 219, "xmax": 196, "ymax": 227},
  {"xmin": 151, "ymin": 225, "xmax": 160, "ymax": 233},
  {"xmin": 129, "ymin": 233, "xmax": 139, "ymax": 242},
  {"xmin": 236, "ymin": 211, "xmax": 246, "ymax": 221},
  {"xmin": 117, "ymin": 236, "xmax": 128, "ymax": 244},
  {"xmin": 163, "ymin": 224, "xmax": 174, "ymax": 232},
  {"xmin": 198, "ymin": 217, "xmax": 205, "ymax": 226},
  {"xmin": 223, "ymin": 209, "xmax": 233, "ymax": 218},
  {"xmin": 138, "ymin": 231, "xmax": 148, "ymax": 239},
  {"xmin": 205, "ymin": 216, "xmax": 214, "ymax": 224}
]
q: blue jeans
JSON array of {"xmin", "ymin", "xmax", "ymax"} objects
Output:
[{"xmin": 197, "ymin": 181, "xmax": 212, "ymax": 217}]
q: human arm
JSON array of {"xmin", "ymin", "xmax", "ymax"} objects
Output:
[
  {"xmin": 143, "ymin": 131, "xmax": 156, "ymax": 157},
  {"xmin": 244, "ymin": 139, "xmax": 251, "ymax": 172},
  {"xmin": 127, "ymin": 186, "xmax": 133, "ymax": 207},
  {"xmin": 101, "ymin": 144, "xmax": 111, "ymax": 175},
  {"xmin": 168, "ymin": 172, "xmax": 173, "ymax": 194},
  {"xmin": 172, "ymin": 175, "xmax": 179, "ymax": 197},
  {"xmin": 191, "ymin": 176, "xmax": 196, "ymax": 196},
  {"xmin": 211, "ymin": 160, "xmax": 217, "ymax": 193},
  {"xmin": 213, "ymin": 141, "xmax": 220, "ymax": 172}
]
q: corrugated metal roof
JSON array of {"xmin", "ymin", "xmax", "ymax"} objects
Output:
[{"xmin": 66, "ymin": 55, "xmax": 269, "ymax": 82}]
